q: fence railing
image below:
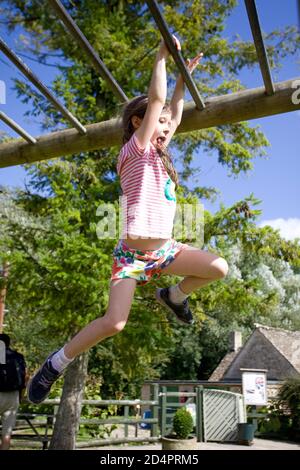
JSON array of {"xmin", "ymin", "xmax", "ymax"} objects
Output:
[
  {"xmin": 9, "ymin": 383, "xmax": 246, "ymax": 448},
  {"xmin": 11, "ymin": 385, "xmax": 161, "ymax": 448}
]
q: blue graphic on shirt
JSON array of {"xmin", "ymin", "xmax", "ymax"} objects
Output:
[{"xmin": 164, "ymin": 178, "xmax": 176, "ymax": 202}]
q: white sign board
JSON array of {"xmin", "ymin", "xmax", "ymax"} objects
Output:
[
  {"xmin": 242, "ymin": 371, "xmax": 267, "ymax": 405},
  {"xmin": 185, "ymin": 403, "xmax": 196, "ymax": 426}
]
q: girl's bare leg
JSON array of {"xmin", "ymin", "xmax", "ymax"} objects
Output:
[
  {"xmin": 161, "ymin": 246, "xmax": 228, "ymax": 293},
  {"xmin": 64, "ymin": 278, "xmax": 137, "ymax": 358}
]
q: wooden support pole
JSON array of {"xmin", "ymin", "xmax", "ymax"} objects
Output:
[
  {"xmin": 0, "ymin": 37, "xmax": 86, "ymax": 135},
  {"xmin": 0, "ymin": 77, "xmax": 299, "ymax": 168},
  {"xmin": 0, "ymin": 111, "xmax": 37, "ymax": 144},
  {"xmin": 145, "ymin": 0, "xmax": 205, "ymax": 109},
  {"xmin": 48, "ymin": 0, "xmax": 128, "ymax": 102},
  {"xmin": 244, "ymin": 0, "xmax": 275, "ymax": 95}
]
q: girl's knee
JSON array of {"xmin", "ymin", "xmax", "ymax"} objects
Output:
[
  {"xmin": 111, "ymin": 320, "xmax": 127, "ymax": 335},
  {"xmin": 102, "ymin": 315, "xmax": 127, "ymax": 336},
  {"xmin": 213, "ymin": 257, "xmax": 228, "ymax": 279}
]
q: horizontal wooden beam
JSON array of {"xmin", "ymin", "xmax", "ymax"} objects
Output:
[{"xmin": 0, "ymin": 78, "xmax": 299, "ymax": 168}]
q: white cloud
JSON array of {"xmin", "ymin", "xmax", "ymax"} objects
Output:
[{"xmin": 259, "ymin": 218, "xmax": 300, "ymax": 241}]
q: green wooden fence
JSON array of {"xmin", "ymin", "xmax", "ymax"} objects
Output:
[{"xmin": 7, "ymin": 383, "xmax": 247, "ymax": 448}]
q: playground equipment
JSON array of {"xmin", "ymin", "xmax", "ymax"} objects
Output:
[{"xmin": 0, "ymin": 0, "xmax": 299, "ymax": 168}]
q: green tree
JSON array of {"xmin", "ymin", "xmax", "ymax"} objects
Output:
[
  {"xmin": 163, "ymin": 202, "xmax": 300, "ymax": 380},
  {"xmin": 279, "ymin": 377, "xmax": 300, "ymax": 440},
  {"xmin": 0, "ymin": 188, "xmax": 175, "ymax": 447}
]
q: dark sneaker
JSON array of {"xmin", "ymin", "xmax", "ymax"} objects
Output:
[
  {"xmin": 156, "ymin": 287, "xmax": 194, "ymax": 325},
  {"xmin": 27, "ymin": 352, "xmax": 61, "ymax": 404}
]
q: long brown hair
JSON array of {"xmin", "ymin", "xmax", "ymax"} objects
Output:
[{"xmin": 122, "ymin": 95, "xmax": 179, "ymax": 188}]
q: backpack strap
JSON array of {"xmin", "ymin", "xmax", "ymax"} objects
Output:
[{"xmin": 0, "ymin": 339, "xmax": 5, "ymax": 364}]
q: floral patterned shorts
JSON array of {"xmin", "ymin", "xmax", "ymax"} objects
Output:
[{"xmin": 111, "ymin": 239, "xmax": 188, "ymax": 285}]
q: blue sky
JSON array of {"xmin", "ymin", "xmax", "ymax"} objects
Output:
[{"xmin": 0, "ymin": 0, "xmax": 299, "ymax": 239}]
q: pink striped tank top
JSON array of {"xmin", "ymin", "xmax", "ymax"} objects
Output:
[{"xmin": 117, "ymin": 133, "xmax": 176, "ymax": 239}]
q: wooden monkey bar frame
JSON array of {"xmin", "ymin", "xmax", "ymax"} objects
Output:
[{"xmin": 0, "ymin": 0, "xmax": 298, "ymax": 168}]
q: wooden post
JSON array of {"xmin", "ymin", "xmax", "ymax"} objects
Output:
[
  {"xmin": 124, "ymin": 405, "xmax": 129, "ymax": 438},
  {"xmin": 160, "ymin": 386, "xmax": 167, "ymax": 437},
  {"xmin": 196, "ymin": 386, "xmax": 204, "ymax": 442},
  {"xmin": 151, "ymin": 383, "xmax": 159, "ymax": 438},
  {"xmin": 0, "ymin": 262, "xmax": 9, "ymax": 333}
]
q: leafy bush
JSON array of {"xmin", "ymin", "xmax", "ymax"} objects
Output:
[
  {"xmin": 78, "ymin": 379, "xmax": 117, "ymax": 440},
  {"xmin": 278, "ymin": 377, "xmax": 300, "ymax": 440},
  {"xmin": 255, "ymin": 380, "xmax": 300, "ymax": 442},
  {"xmin": 256, "ymin": 401, "xmax": 290, "ymax": 438},
  {"xmin": 173, "ymin": 407, "xmax": 194, "ymax": 439},
  {"xmin": 279, "ymin": 377, "xmax": 300, "ymax": 413}
]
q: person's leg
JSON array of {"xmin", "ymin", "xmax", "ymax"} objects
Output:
[
  {"xmin": 64, "ymin": 278, "xmax": 137, "ymax": 358},
  {"xmin": 0, "ymin": 435, "xmax": 11, "ymax": 450},
  {"xmin": 156, "ymin": 246, "xmax": 228, "ymax": 324},
  {"xmin": 0, "ymin": 393, "xmax": 18, "ymax": 450},
  {"xmin": 161, "ymin": 246, "xmax": 228, "ymax": 293},
  {"xmin": 27, "ymin": 279, "xmax": 136, "ymax": 404}
]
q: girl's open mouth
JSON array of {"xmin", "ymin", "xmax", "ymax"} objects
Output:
[{"xmin": 156, "ymin": 136, "xmax": 166, "ymax": 147}]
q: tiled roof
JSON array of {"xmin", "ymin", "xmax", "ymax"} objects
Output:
[
  {"xmin": 209, "ymin": 350, "xmax": 241, "ymax": 381},
  {"xmin": 209, "ymin": 325, "xmax": 300, "ymax": 381},
  {"xmin": 257, "ymin": 325, "xmax": 300, "ymax": 372}
]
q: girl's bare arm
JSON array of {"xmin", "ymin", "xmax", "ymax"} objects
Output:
[
  {"xmin": 165, "ymin": 52, "xmax": 203, "ymax": 147},
  {"xmin": 135, "ymin": 37, "xmax": 181, "ymax": 149},
  {"xmin": 134, "ymin": 42, "xmax": 169, "ymax": 149}
]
